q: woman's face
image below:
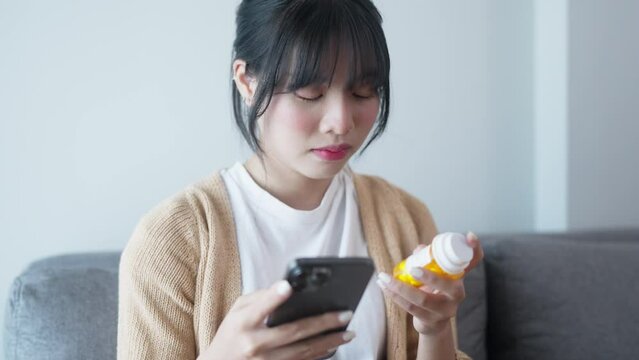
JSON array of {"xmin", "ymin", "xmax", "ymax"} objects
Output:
[{"xmin": 258, "ymin": 54, "xmax": 380, "ymax": 181}]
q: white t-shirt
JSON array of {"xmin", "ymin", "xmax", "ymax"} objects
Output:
[{"xmin": 221, "ymin": 162, "xmax": 386, "ymax": 359}]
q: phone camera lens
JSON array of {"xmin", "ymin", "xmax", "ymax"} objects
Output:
[
  {"xmin": 289, "ymin": 267, "xmax": 307, "ymax": 291},
  {"xmin": 310, "ymin": 268, "xmax": 331, "ymax": 286}
]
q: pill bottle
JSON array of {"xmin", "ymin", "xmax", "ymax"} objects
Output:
[{"xmin": 393, "ymin": 232, "xmax": 473, "ymax": 287}]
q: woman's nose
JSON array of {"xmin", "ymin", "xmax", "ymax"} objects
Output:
[{"xmin": 319, "ymin": 97, "xmax": 355, "ymax": 135}]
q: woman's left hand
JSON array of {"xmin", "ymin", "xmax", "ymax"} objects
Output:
[{"xmin": 376, "ymin": 232, "xmax": 484, "ymax": 336}]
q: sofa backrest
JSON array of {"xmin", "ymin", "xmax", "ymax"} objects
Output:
[
  {"xmin": 480, "ymin": 229, "xmax": 639, "ymax": 360},
  {"xmin": 4, "ymin": 252, "xmax": 120, "ymax": 360}
]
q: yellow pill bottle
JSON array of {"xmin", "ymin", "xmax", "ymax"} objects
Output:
[{"xmin": 393, "ymin": 232, "xmax": 473, "ymax": 287}]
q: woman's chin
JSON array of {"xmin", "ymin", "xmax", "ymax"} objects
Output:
[{"xmin": 300, "ymin": 158, "xmax": 350, "ymax": 180}]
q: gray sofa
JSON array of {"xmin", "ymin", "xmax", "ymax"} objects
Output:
[{"xmin": 4, "ymin": 229, "xmax": 639, "ymax": 359}]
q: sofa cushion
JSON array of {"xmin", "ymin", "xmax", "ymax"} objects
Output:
[
  {"xmin": 483, "ymin": 230, "xmax": 639, "ymax": 360},
  {"xmin": 4, "ymin": 252, "xmax": 121, "ymax": 360},
  {"xmin": 456, "ymin": 259, "xmax": 487, "ymax": 360}
]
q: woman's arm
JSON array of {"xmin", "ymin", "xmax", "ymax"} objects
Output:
[
  {"xmin": 117, "ymin": 206, "xmax": 200, "ymax": 359},
  {"xmin": 416, "ymin": 323, "xmax": 457, "ymax": 360}
]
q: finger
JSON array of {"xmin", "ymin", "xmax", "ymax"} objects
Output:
[
  {"xmin": 244, "ymin": 280, "xmax": 293, "ymax": 326},
  {"xmin": 377, "ymin": 272, "xmax": 453, "ymax": 316},
  {"xmin": 377, "ymin": 278, "xmax": 431, "ymax": 320},
  {"xmin": 380, "ymin": 284, "xmax": 453, "ymax": 327},
  {"xmin": 465, "ymin": 231, "xmax": 484, "ymax": 272},
  {"xmin": 259, "ymin": 310, "xmax": 353, "ymax": 348},
  {"xmin": 265, "ymin": 330, "xmax": 356, "ymax": 360}
]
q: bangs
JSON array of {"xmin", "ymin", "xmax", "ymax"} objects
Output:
[{"xmin": 274, "ymin": 1, "xmax": 390, "ymax": 92}]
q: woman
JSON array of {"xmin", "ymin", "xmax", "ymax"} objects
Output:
[{"xmin": 118, "ymin": 0, "xmax": 482, "ymax": 359}]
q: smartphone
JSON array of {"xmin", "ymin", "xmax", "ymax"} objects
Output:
[{"xmin": 266, "ymin": 257, "xmax": 375, "ymax": 330}]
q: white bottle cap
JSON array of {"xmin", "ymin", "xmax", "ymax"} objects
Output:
[
  {"xmin": 431, "ymin": 232, "xmax": 473, "ymax": 275},
  {"xmin": 405, "ymin": 246, "xmax": 433, "ymax": 269}
]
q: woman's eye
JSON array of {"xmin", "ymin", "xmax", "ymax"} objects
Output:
[
  {"xmin": 294, "ymin": 88, "xmax": 323, "ymax": 101},
  {"xmin": 353, "ymin": 87, "xmax": 377, "ymax": 99},
  {"xmin": 296, "ymin": 93, "xmax": 323, "ymax": 101}
]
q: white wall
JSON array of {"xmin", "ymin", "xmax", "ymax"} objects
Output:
[
  {"xmin": 568, "ymin": 0, "xmax": 639, "ymax": 229},
  {"xmin": 533, "ymin": 0, "xmax": 639, "ymax": 231},
  {"xmin": 534, "ymin": 0, "xmax": 568, "ymax": 231},
  {"xmin": 363, "ymin": 0, "xmax": 534, "ymax": 234}
]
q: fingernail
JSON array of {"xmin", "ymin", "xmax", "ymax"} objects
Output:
[
  {"xmin": 343, "ymin": 331, "xmax": 356, "ymax": 342},
  {"xmin": 327, "ymin": 347, "xmax": 337, "ymax": 354},
  {"xmin": 338, "ymin": 310, "xmax": 353, "ymax": 323},
  {"xmin": 467, "ymin": 231, "xmax": 478, "ymax": 242},
  {"xmin": 409, "ymin": 267, "xmax": 424, "ymax": 278},
  {"xmin": 377, "ymin": 272, "xmax": 391, "ymax": 284},
  {"xmin": 275, "ymin": 280, "xmax": 292, "ymax": 295},
  {"xmin": 376, "ymin": 279, "xmax": 387, "ymax": 289}
]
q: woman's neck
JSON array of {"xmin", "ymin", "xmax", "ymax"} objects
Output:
[{"xmin": 244, "ymin": 155, "xmax": 334, "ymax": 211}]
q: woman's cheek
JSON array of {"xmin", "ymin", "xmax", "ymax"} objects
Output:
[
  {"xmin": 285, "ymin": 106, "xmax": 318, "ymax": 134},
  {"xmin": 359, "ymin": 100, "xmax": 380, "ymax": 128},
  {"xmin": 263, "ymin": 97, "xmax": 315, "ymax": 135}
]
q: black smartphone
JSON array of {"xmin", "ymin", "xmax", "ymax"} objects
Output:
[{"xmin": 266, "ymin": 257, "xmax": 375, "ymax": 330}]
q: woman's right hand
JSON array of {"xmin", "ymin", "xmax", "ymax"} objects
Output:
[{"xmin": 197, "ymin": 280, "xmax": 355, "ymax": 360}]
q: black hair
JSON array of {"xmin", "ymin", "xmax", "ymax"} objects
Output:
[{"xmin": 231, "ymin": 0, "xmax": 391, "ymax": 154}]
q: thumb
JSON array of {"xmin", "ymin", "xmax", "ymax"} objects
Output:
[{"xmin": 247, "ymin": 280, "xmax": 293, "ymax": 326}]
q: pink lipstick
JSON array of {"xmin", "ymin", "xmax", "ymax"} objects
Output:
[{"xmin": 312, "ymin": 144, "xmax": 352, "ymax": 161}]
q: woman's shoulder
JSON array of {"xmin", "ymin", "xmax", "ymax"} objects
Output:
[
  {"xmin": 140, "ymin": 171, "xmax": 228, "ymax": 228},
  {"xmin": 352, "ymin": 172, "xmax": 438, "ymax": 237},
  {"xmin": 352, "ymin": 172, "xmax": 429, "ymax": 210},
  {"xmin": 122, "ymin": 171, "xmax": 232, "ymax": 263}
]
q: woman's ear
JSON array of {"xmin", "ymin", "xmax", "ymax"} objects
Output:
[{"xmin": 233, "ymin": 59, "xmax": 257, "ymax": 106}]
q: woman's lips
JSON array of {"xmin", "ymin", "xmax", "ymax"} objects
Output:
[{"xmin": 311, "ymin": 144, "xmax": 352, "ymax": 161}]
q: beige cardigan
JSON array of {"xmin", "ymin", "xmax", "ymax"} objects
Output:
[{"xmin": 117, "ymin": 172, "xmax": 470, "ymax": 359}]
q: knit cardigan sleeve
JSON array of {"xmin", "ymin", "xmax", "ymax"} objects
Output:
[{"xmin": 117, "ymin": 194, "xmax": 200, "ymax": 359}]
